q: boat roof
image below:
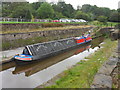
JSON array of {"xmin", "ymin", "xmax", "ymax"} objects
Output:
[{"xmin": 25, "ymin": 38, "xmax": 76, "ymax": 56}]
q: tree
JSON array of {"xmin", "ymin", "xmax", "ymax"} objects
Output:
[
  {"xmin": 109, "ymin": 12, "xmax": 120, "ymax": 22},
  {"xmin": 81, "ymin": 4, "xmax": 111, "ymax": 20},
  {"xmin": 52, "ymin": 2, "xmax": 75, "ymax": 18},
  {"xmin": 75, "ymin": 11, "xmax": 91, "ymax": 21},
  {"xmin": 77, "ymin": 5, "xmax": 81, "ymax": 10},
  {"xmin": 37, "ymin": 2, "xmax": 54, "ymax": 19},
  {"xmin": 54, "ymin": 12, "xmax": 66, "ymax": 19},
  {"xmin": 30, "ymin": 2, "xmax": 44, "ymax": 17},
  {"xmin": 11, "ymin": 3, "xmax": 32, "ymax": 19},
  {"xmin": 2, "ymin": 2, "xmax": 27, "ymax": 17},
  {"xmin": 81, "ymin": 4, "xmax": 92, "ymax": 13},
  {"xmin": 31, "ymin": 2, "xmax": 43, "ymax": 10},
  {"xmin": 63, "ymin": 4, "xmax": 75, "ymax": 18},
  {"xmin": 117, "ymin": 8, "xmax": 120, "ymax": 13},
  {"xmin": 2, "ymin": 2, "xmax": 32, "ymax": 19},
  {"xmin": 97, "ymin": 16, "xmax": 107, "ymax": 23}
]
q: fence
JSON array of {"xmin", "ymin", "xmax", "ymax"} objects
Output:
[{"xmin": 0, "ymin": 17, "xmax": 50, "ymax": 22}]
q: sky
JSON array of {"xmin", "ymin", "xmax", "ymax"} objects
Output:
[{"xmin": 26, "ymin": 0, "xmax": 120, "ymax": 10}]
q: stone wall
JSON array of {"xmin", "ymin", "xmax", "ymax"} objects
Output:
[
  {"xmin": 91, "ymin": 48, "xmax": 118, "ymax": 88},
  {"xmin": 2, "ymin": 27, "xmax": 93, "ymax": 41},
  {"xmin": 1, "ymin": 23, "xmax": 87, "ymax": 32},
  {"xmin": 110, "ymin": 29, "xmax": 120, "ymax": 40}
]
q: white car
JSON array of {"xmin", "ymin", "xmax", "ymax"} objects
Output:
[
  {"xmin": 59, "ymin": 19, "xmax": 67, "ymax": 22},
  {"xmin": 59, "ymin": 19, "xmax": 71, "ymax": 22},
  {"xmin": 79, "ymin": 19, "xmax": 87, "ymax": 22}
]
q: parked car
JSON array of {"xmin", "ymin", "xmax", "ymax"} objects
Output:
[
  {"xmin": 59, "ymin": 18, "xmax": 71, "ymax": 22},
  {"xmin": 59, "ymin": 19, "xmax": 67, "ymax": 22},
  {"xmin": 51, "ymin": 20, "xmax": 60, "ymax": 22},
  {"xmin": 79, "ymin": 19, "xmax": 87, "ymax": 22},
  {"xmin": 70, "ymin": 19, "xmax": 76, "ymax": 22}
]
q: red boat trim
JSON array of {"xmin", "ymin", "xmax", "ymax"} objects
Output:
[
  {"xmin": 76, "ymin": 38, "xmax": 85, "ymax": 44},
  {"xmin": 15, "ymin": 57, "xmax": 32, "ymax": 61},
  {"xmin": 86, "ymin": 37, "xmax": 92, "ymax": 41}
]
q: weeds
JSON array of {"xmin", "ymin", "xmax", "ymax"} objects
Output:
[
  {"xmin": 45, "ymin": 39, "xmax": 117, "ymax": 88},
  {"xmin": 2, "ymin": 25, "xmax": 91, "ymax": 34},
  {"xmin": 2, "ymin": 55, "xmax": 7, "ymax": 58}
]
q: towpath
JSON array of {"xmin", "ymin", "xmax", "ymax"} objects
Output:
[{"xmin": 0, "ymin": 47, "xmax": 24, "ymax": 63}]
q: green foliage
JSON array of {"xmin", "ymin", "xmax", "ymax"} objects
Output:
[
  {"xmin": 45, "ymin": 39, "xmax": 117, "ymax": 88},
  {"xmin": 30, "ymin": 2, "xmax": 43, "ymax": 10},
  {"xmin": 81, "ymin": 4, "xmax": 92, "ymax": 13},
  {"xmin": 97, "ymin": 16, "xmax": 107, "ymax": 23},
  {"xmin": 37, "ymin": 2, "xmax": 54, "ymax": 19},
  {"xmin": 2, "ymin": 2, "xmax": 22, "ymax": 17},
  {"xmin": 2, "ymin": 36, "xmax": 46, "ymax": 50},
  {"xmin": 54, "ymin": 12, "xmax": 66, "ymax": 19},
  {"xmin": 12, "ymin": 4, "xmax": 32, "ymax": 19},
  {"xmin": 115, "ymin": 24, "xmax": 120, "ymax": 29},
  {"xmin": 81, "ymin": 4, "xmax": 112, "ymax": 21},
  {"xmin": 1, "ymin": 21, "xmax": 86, "ymax": 24},
  {"xmin": 117, "ymin": 8, "xmax": 120, "ymax": 13},
  {"xmin": 89, "ymin": 21, "xmax": 119, "ymax": 27},
  {"xmin": 0, "ymin": 4, "xmax": 2, "ymax": 17},
  {"xmin": 1, "ymin": 2, "xmax": 119, "ymax": 23},
  {"xmin": 2, "ymin": 41, "xmax": 12, "ymax": 50},
  {"xmin": 75, "ymin": 11, "xmax": 91, "ymax": 21},
  {"xmin": 109, "ymin": 11, "xmax": 120, "ymax": 22},
  {"xmin": 52, "ymin": 2, "xmax": 75, "ymax": 18},
  {"xmin": 2, "ymin": 2, "xmax": 32, "ymax": 19}
]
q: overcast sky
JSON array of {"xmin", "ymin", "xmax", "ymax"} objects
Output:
[{"xmin": 26, "ymin": 0, "xmax": 120, "ymax": 10}]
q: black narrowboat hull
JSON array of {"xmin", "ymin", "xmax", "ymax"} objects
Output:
[
  {"xmin": 15, "ymin": 41, "xmax": 91, "ymax": 65},
  {"xmin": 14, "ymin": 35, "xmax": 92, "ymax": 65}
]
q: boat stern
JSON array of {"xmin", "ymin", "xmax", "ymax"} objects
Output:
[
  {"xmin": 85, "ymin": 34, "xmax": 92, "ymax": 42},
  {"xmin": 14, "ymin": 54, "xmax": 33, "ymax": 61}
]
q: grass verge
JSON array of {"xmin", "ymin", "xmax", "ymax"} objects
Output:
[
  {"xmin": 42, "ymin": 39, "xmax": 117, "ymax": 88},
  {"xmin": 0, "ymin": 21, "xmax": 87, "ymax": 24},
  {"xmin": 1, "ymin": 25, "xmax": 91, "ymax": 34},
  {"xmin": 2, "ymin": 36, "xmax": 47, "ymax": 50},
  {"xmin": 88, "ymin": 21, "xmax": 119, "ymax": 27},
  {"xmin": 2, "ymin": 34, "xmax": 71, "ymax": 51}
]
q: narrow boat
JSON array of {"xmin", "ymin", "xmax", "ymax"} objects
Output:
[
  {"xmin": 12, "ymin": 44, "xmax": 91, "ymax": 76},
  {"xmin": 13, "ymin": 34, "xmax": 92, "ymax": 65},
  {"xmin": 75, "ymin": 34, "xmax": 92, "ymax": 44}
]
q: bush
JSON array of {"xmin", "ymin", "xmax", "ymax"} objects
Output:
[
  {"xmin": 97, "ymin": 16, "xmax": 107, "ymax": 23},
  {"xmin": 115, "ymin": 24, "xmax": 120, "ymax": 29}
]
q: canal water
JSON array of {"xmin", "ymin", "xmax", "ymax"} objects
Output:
[{"xmin": 1, "ymin": 37, "xmax": 104, "ymax": 88}]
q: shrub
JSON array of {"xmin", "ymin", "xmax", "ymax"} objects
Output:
[
  {"xmin": 97, "ymin": 16, "xmax": 107, "ymax": 23},
  {"xmin": 115, "ymin": 24, "xmax": 120, "ymax": 29}
]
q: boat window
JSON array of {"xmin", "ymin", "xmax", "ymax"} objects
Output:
[{"xmin": 23, "ymin": 49, "xmax": 30, "ymax": 55}]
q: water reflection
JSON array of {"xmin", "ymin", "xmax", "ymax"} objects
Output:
[
  {"xmin": 1, "ymin": 37, "xmax": 105, "ymax": 88},
  {"xmin": 91, "ymin": 37, "xmax": 104, "ymax": 49},
  {"xmin": 12, "ymin": 36, "xmax": 104, "ymax": 77},
  {"xmin": 0, "ymin": 61, "xmax": 15, "ymax": 72},
  {"xmin": 1, "ymin": 37, "xmax": 104, "ymax": 73},
  {"xmin": 12, "ymin": 43, "xmax": 91, "ymax": 77}
]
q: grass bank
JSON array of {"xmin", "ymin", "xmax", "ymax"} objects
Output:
[
  {"xmin": 2, "ymin": 35, "xmax": 60, "ymax": 50},
  {"xmin": 41, "ymin": 39, "xmax": 117, "ymax": 88},
  {"xmin": 1, "ymin": 25, "xmax": 91, "ymax": 34},
  {"xmin": 1, "ymin": 21, "xmax": 87, "ymax": 24},
  {"xmin": 2, "ymin": 33, "xmax": 76, "ymax": 51},
  {"xmin": 2, "ymin": 37, "xmax": 45, "ymax": 50},
  {"xmin": 88, "ymin": 21, "xmax": 119, "ymax": 27}
]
